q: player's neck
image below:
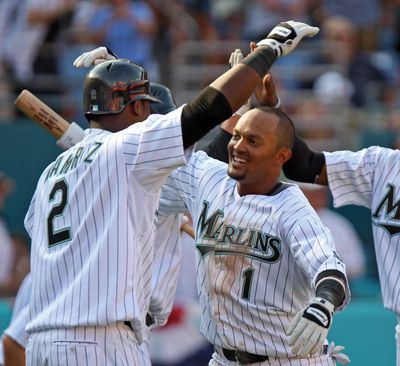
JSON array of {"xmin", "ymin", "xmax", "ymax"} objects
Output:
[{"xmin": 236, "ymin": 179, "xmax": 281, "ymax": 196}]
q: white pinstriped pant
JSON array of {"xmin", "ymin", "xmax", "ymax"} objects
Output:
[
  {"xmin": 209, "ymin": 349, "xmax": 336, "ymax": 366},
  {"xmin": 26, "ymin": 323, "xmax": 151, "ymax": 366}
]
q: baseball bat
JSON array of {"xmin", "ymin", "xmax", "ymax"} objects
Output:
[{"xmin": 14, "ymin": 89, "xmax": 70, "ymax": 139}]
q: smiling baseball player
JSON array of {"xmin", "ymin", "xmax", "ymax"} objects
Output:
[
  {"xmin": 24, "ymin": 20, "xmax": 318, "ymax": 366},
  {"xmin": 159, "ymin": 106, "xmax": 350, "ymax": 365}
]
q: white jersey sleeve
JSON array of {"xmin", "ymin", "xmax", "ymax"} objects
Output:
[
  {"xmin": 118, "ymin": 106, "xmax": 187, "ymax": 192},
  {"xmin": 3, "ymin": 305, "xmax": 30, "ymax": 348},
  {"xmin": 2, "ymin": 273, "xmax": 32, "ymax": 348},
  {"xmin": 324, "ymin": 146, "xmax": 385, "ymax": 208},
  {"xmin": 325, "ymin": 146, "xmax": 400, "ymax": 314}
]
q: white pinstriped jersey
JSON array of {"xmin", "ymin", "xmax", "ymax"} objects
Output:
[
  {"xmin": 325, "ymin": 146, "xmax": 400, "ymax": 315},
  {"xmin": 24, "ymin": 107, "xmax": 186, "ymax": 341},
  {"xmin": 159, "ymin": 151, "xmax": 349, "ymax": 358},
  {"xmin": 149, "ymin": 212, "xmax": 184, "ymax": 327}
]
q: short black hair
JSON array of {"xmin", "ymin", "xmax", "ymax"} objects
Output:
[{"xmin": 257, "ymin": 106, "xmax": 295, "ymax": 149}]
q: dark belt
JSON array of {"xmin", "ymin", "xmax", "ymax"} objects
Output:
[{"xmin": 221, "ymin": 348, "xmax": 269, "ymax": 364}]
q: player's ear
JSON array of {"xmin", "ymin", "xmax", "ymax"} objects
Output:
[
  {"xmin": 130, "ymin": 100, "xmax": 142, "ymax": 116},
  {"xmin": 277, "ymin": 147, "xmax": 292, "ymax": 165}
]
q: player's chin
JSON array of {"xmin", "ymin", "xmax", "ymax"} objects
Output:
[{"xmin": 227, "ymin": 166, "xmax": 245, "ymax": 181}]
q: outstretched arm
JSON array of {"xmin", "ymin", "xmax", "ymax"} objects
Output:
[
  {"xmin": 73, "ymin": 22, "xmax": 319, "ymax": 150},
  {"xmin": 201, "ymin": 48, "xmax": 282, "ymax": 161},
  {"xmin": 180, "ymin": 21, "xmax": 319, "ymax": 148}
]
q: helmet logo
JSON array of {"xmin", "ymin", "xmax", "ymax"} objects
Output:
[{"xmin": 90, "ymin": 89, "xmax": 97, "ymax": 100}]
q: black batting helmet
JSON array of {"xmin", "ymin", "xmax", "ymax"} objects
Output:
[
  {"xmin": 149, "ymin": 83, "xmax": 177, "ymax": 115},
  {"xmin": 83, "ymin": 59, "xmax": 161, "ymax": 118}
]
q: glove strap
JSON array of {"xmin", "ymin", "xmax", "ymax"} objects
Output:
[
  {"xmin": 266, "ymin": 22, "xmax": 297, "ymax": 44},
  {"xmin": 303, "ymin": 298, "xmax": 332, "ymax": 328}
]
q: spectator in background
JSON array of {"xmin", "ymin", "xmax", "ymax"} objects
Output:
[
  {"xmin": 0, "ymin": 232, "xmax": 30, "ymax": 297},
  {"xmin": 242, "ymin": 0, "xmax": 311, "ymax": 42},
  {"xmin": 0, "ymin": 173, "xmax": 16, "ymax": 297},
  {"xmin": 86, "ymin": 0, "xmax": 160, "ymax": 80},
  {"xmin": 0, "ymin": 1, "xmax": 20, "ymax": 120},
  {"xmin": 313, "ymin": 0, "xmax": 381, "ymax": 51},
  {"xmin": 181, "ymin": 0, "xmax": 219, "ymax": 42},
  {"xmin": 312, "ymin": 16, "xmax": 396, "ymax": 109},
  {"xmin": 211, "ymin": 0, "xmax": 245, "ymax": 40},
  {"xmin": 299, "ymin": 183, "xmax": 366, "ymax": 281},
  {"xmin": 1, "ymin": 0, "xmax": 77, "ymax": 99},
  {"xmin": 57, "ymin": 0, "xmax": 109, "ymax": 125}
]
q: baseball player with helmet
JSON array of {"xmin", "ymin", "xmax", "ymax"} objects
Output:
[
  {"xmin": 24, "ymin": 20, "xmax": 318, "ymax": 366},
  {"xmin": 2, "ymin": 83, "xmax": 186, "ymax": 365},
  {"xmin": 280, "ymin": 118, "xmax": 400, "ymax": 366}
]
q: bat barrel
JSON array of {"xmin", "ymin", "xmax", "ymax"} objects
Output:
[{"xmin": 14, "ymin": 90, "xmax": 70, "ymax": 139}]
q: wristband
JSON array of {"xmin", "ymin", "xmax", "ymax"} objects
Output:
[
  {"xmin": 240, "ymin": 46, "xmax": 277, "ymax": 78},
  {"xmin": 56, "ymin": 122, "xmax": 85, "ymax": 150}
]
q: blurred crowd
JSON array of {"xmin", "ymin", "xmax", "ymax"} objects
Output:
[
  {"xmin": 1, "ymin": 1, "xmax": 398, "ymax": 364},
  {"xmin": 0, "ymin": 0, "xmax": 399, "ymax": 141},
  {"xmin": 0, "ymin": 173, "xmax": 29, "ymax": 299}
]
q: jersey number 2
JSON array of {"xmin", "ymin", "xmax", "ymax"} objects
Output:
[{"xmin": 47, "ymin": 179, "xmax": 71, "ymax": 247}]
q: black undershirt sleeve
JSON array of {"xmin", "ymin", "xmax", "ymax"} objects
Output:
[
  {"xmin": 200, "ymin": 127, "xmax": 231, "ymax": 161},
  {"xmin": 181, "ymin": 87, "xmax": 233, "ymax": 149},
  {"xmin": 282, "ymin": 135, "xmax": 325, "ymax": 183}
]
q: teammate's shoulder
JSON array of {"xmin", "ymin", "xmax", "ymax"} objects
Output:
[
  {"xmin": 194, "ymin": 150, "xmax": 225, "ymax": 167},
  {"xmin": 127, "ymin": 106, "xmax": 184, "ymax": 132}
]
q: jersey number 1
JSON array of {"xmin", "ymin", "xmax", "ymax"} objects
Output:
[
  {"xmin": 47, "ymin": 179, "xmax": 71, "ymax": 247},
  {"xmin": 241, "ymin": 267, "xmax": 254, "ymax": 301}
]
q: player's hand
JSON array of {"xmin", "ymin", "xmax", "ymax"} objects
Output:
[
  {"xmin": 229, "ymin": 49, "xmax": 252, "ymax": 116},
  {"xmin": 287, "ymin": 297, "xmax": 334, "ymax": 357},
  {"xmin": 255, "ymin": 74, "xmax": 281, "ymax": 108},
  {"xmin": 257, "ymin": 20, "xmax": 319, "ymax": 57},
  {"xmin": 73, "ymin": 46, "xmax": 117, "ymax": 68},
  {"xmin": 328, "ymin": 341, "xmax": 351, "ymax": 364},
  {"xmin": 229, "ymin": 48, "xmax": 244, "ymax": 69}
]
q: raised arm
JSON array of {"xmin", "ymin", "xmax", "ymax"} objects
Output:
[
  {"xmin": 73, "ymin": 21, "xmax": 320, "ymax": 149},
  {"xmin": 180, "ymin": 21, "xmax": 319, "ymax": 148}
]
